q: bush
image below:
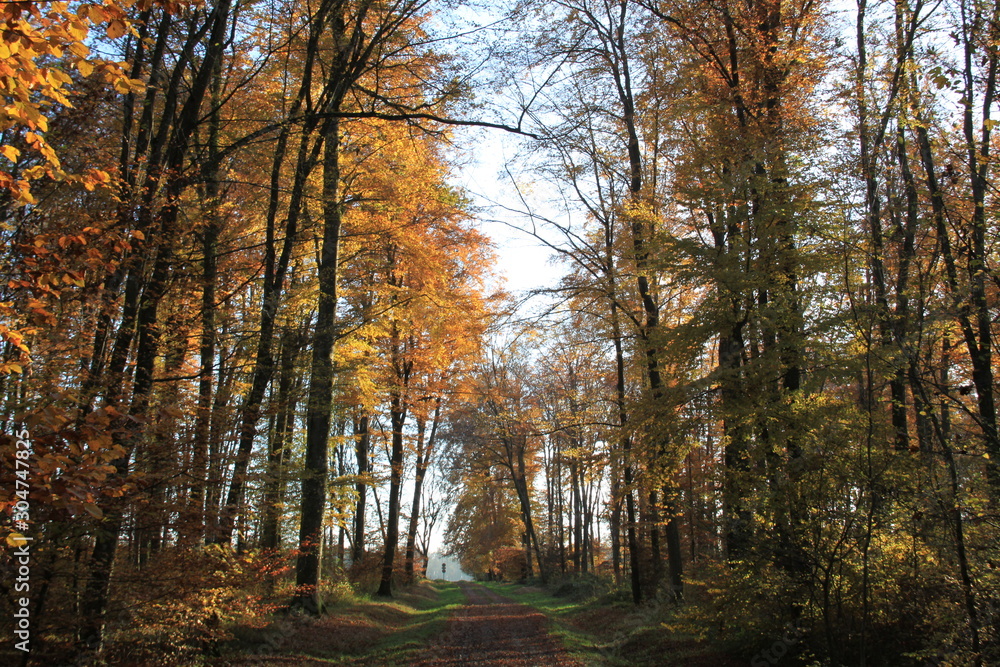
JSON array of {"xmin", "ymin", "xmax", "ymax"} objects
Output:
[
  {"xmin": 549, "ymin": 572, "xmax": 617, "ymax": 601},
  {"xmin": 100, "ymin": 545, "xmax": 290, "ymax": 664}
]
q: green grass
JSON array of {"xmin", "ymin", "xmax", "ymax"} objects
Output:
[{"xmin": 341, "ymin": 580, "xmax": 466, "ymax": 665}]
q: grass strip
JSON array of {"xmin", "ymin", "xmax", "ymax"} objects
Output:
[{"xmin": 346, "ymin": 580, "xmax": 467, "ymax": 666}]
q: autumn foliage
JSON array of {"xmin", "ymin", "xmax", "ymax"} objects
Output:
[{"xmin": 2, "ymin": 0, "xmax": 1000, "ymax": 665}]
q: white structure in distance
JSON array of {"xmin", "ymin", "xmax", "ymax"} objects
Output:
[{"xmin": 425, "ymin": 553, "xmax": 471, "ymax": 582}]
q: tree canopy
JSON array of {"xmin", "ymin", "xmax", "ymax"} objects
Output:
[{"xmin": 1, "ymin": 0, "xmax": 998, "ymax": 664}]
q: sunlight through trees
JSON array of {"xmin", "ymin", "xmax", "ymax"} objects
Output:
[{"xmin": 1, "ymin": 0, "xmax": 998, "ymax": 664}]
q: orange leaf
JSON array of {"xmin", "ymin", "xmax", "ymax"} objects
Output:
[{"xmin": 106, "ymin": 19, "xmax": 126, "ymax": 40}]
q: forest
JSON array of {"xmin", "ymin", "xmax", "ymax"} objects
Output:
[{"xmin": 0, "ymin": 0, "xmax": 998, "ymax": 664}]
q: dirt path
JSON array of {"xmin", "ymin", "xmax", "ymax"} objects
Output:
[{"xmin": 412, "ymin": 582, "xmax": 582, "ymax": 666}]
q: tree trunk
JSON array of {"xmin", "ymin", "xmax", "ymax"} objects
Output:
[
  {"xmin": 405, "ymin": 402, "xmax": 441, "ymax": 581},
  {"xmin": 295, "ymin": 116, "xmax": 341, "ymax": 614},
  {"xmin": 958, "ymin": 0, "xmax": 1000, "ymax": 495},
  {"xmin": 261, "ymin": 327, "xmax": 303, "ymax": 551},
  {"xmin": 377, "ymin": 387, "xmax": 408, "ymax": 596},
  {"xmin": 352, "ymin": 413, "xmax": 371, "ymax": 564},
  {"xmin": 188, "ymin": 51, "xmax": 224, "ymax": 544},
  {"xmin": 512, "ymin": 443, "xmax": 547, "ymax": 583},
  {"xmin": 215, "ymin": 121, "xmax": 325, "ymax": 545},
  {"xmin": 404, "ymin": 417, "xmax": 427, "ymax": 582}
]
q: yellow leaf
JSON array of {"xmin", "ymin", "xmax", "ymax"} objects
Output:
[
  {"xmin": 1, "ymin": 145, "xmax": 19, "ymax": 162},
  {"xmin": 14, "ymin": 183, "xmax": 35, "ymax": 205},
  {"xmin": 48, "ymin": 68, "xmax": 72, "ymax": 86},
  {"xmin": 77, "ymin": 59, "xmax": 93, "ymax": 77},
  {"xmin": 68, "ymin": 20, "xmax": 88, "ymax": 42},
  {"xmin": 88, "ymin": 5, "xmax": 109, "ymax": 23},
  {"xmin": 8, "ymin": 363, "xmax": 22, "ymax": 373},
  {"xmin": 6, "ymin": 532, "xmax": 29, "ymax": 547}
]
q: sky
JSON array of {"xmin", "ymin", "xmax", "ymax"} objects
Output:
[{"xmin": 454, "ymin": 128, "xmax": 565, "ymax": 298}]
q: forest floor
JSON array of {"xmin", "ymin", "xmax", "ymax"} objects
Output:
[{"xmin": 217, "ymin": 579, "xmax": 749, "ymax": 666}]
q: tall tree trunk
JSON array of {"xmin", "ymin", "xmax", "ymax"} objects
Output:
[
  {"xmin": 608, "ymin": 0, "xmax": 684, "ymax": 599},
  {"xmin": 609, "ymin": 472, "xmax": 622, "ymax": 584},
  {"xmin": 662, "ymin": 485, "xmax": 684, "ymax": 600},
  {"xmin": 352, "ymin": 413, "xmax": 371, "ymax": 564},
  {"xmin": 205, "ymin": 340, "xmax": 234, "ymax": 539},
  {"xmin": 296, "ymin": 116, "xmax": 341, "ymax": 613},
  {"xmin": 213, "ymin": 2, "xmax": 332, "ymax": 542},
  {"xmin": 188, "ymin": 50, "xmax": 224, "ymax": 544},
  {"xmin": 572, "ymin": 458, "xmax": 582, "ymax": 573},
  {"xmin": 404, "ymin": 418, "xmax": 427, "ymax": 582},
  {"xmin": 557, "ymin": 446, "xmax": 566, "ymax": 574},
  {"xmin": 80, "ymin": 194, "xmax": 180, "ymax": 650},
  {"xmin": 405, "ymin": 402, "xmax": 441, "ymax": 581},
  {"xmin": 958, "ymin": 0, "xmax": 1000, "ymax": 494},
  {"xmin": 215, "ymin": 121, "xmax": 325, "ymax": 544},
  {"xmin": 611, "ymin": 302, "xmax": 642, "ymax": 602},
  {"xmin": 512, "ymin": 441, "xmax": 547, "ymax": 583},
  {"xmin": 261, "ymin": 327, "xmax": 303, "ymax": 551},
  {"xmin": 377, "ymin": 382, "xmax": 409, "ymax": 596}
]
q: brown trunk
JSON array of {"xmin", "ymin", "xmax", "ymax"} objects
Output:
[
  {"xmin": 215, "ymin": 121, "xmax": 325, "ymax": 544},
  {"xmin": 188, "ymin": 52, "xmax": 224, "ymax": 544},
  {"xmin": 261, "ymin": 327, "xmax": 303, "ymax": 551},
  {"xmin": 377, "ymin": 384, "xmax": 409, "ymax": 596},
  {"xmin": 352, "ymin": 413, "xmax": 371, "ymax": 564},
  {"xmin": 405, "ymin": 402, "xmax": 441, "ymax": 581},
  {"xmin": 296, "ymin": 116, "xmax": 341, "ymax": 613}
]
